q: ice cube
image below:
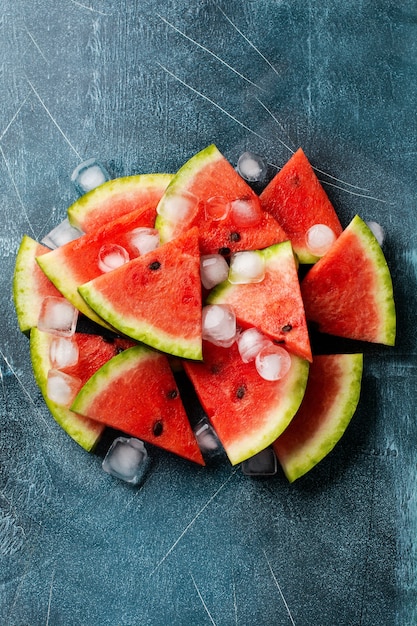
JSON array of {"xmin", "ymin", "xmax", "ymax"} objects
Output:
[
  {"xmin": 230, "ymin": 197, "xmax": 263, "ymax": 227},
  {"xmin": 237, "ymin": 328, "xmax": 271, "ymax": 363},
  {"xmin": 71, "ymin": 158, "xmax": 111, "ymax": 194},
  {"xmin": 193, "ymin": 418, "xmax": 222, "ymax": 457},
  {"xmin": 156, "ymin": 190, "xmax": 199, "ymax": 224},
  {"xmin": 200, "ymin": 254, "xmax": 229, "ymax": 290},
  {"xmin": 202, "ymin": 304, "xmax": 237, "ymax": 347},
  {"xmin": 102, "ymin": 437, "xmax": 149, "ymax": 485},
  {"xmin": 228, "ymin": 251, "xmax": 265, "ymax": 284},
  {"xmin": 46, "ymin": 369, "xmax": 82, "ymax": 406},
  {"xmin": 366, "ymin": 221, "xmax": 385, "ymax": 246},
  {"xmin": 255, "ymin": 344, "xmax": 292, "ymax": 381},
  {"xmin": 98, "ymin": 244, "xmax": 130, "ymax": 273},
  {"xmin": 204, "ymin": 196, "xmax": 230, "ymax": 221},
  {"xmin": 128, "ymin": 227, "xmax": 160, "ymax": 255},
  {"xmin": 49, "ymin": 336, "xmax": 79, "ymax": 369},
  {"xmin": 41, "ymin": 218, "xmax": 84, "ymax": 249},
  {"xmin": 242, "ymin": 447, "xmax": 278, "ymax": 476},
  {"xmin": 236, "ymin": 151, "xmax": 267, "ymax": 183},
  {"xmin": 38, "ymin": 296, "xmax": 78, "ymax": 337},
  {"xmin": 306, "ymin": 224, "xmax": 336, "ymax": 257}
]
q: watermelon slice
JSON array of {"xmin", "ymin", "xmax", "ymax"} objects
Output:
[
  {"xmin": 13, "ymin": 235, "xmax": 63, "ymax": 334},
  {"xmin": 273, "ymin": 353, "xmax": 363, "ymax": 482},
  {"xmin": 301, "ymin": 215, "xmax": 396, "ymax": 345},
  {"xmin": 183, "ymin": 341, "xmax": 309, "ymax": 465},
  {"xmin": 78, "ymin": 227, "xmax": 203, "ymax": 360},
  {"xmin": 36, "ymin": 203, "xmax": 157, "ymax": 329},
  {"xmin": 71, "ymin": 344, "xmax": 205, "ymax": 465},
  {"xmin": 155, "ymin": 144, "xmax": 288, "ymax": 255},
  {"xmin": 67, "ymin": 173, "xmax": 173, "ymax": 232},
  {"xmin": 30, "ymin": 329, "xmax": 134, "ymax": 450},
  {"xmin": 260, "ymin": 148, "xmax": 343, "ymax": 263},
  {"xmin": 207, "ymin": 240, "xmax": 312, "ymax": 362}
]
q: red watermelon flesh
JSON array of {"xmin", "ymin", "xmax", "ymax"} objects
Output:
[
  {"xmin": 71, "ymin": 344, "xmax": 205, "ymax": 465},
  {"xmin": 183, "ymin": 341, "xmax": 309, "ymax": 465},
  {"xmin": 207, "ymin": 240, "xmax": 312, "ymax": 362},
  {"xmin": 78, "ymin": 227, "xmax": 203, "ymax": 360},
  {"xmin": 301, "ymin": 215, "xmax": 396, "ymax": 345},
  {"xmin": 260, "ymin": 148, "xmax": 343, "ymax": 263},
  {"xmin": 36, "ymin": 202, "xmax": 157, "ymax": 328},
  {"xmin": 155, "ymin": 144, "xmax": 288, "ymax": 255}
]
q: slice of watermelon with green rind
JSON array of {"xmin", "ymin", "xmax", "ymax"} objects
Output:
[
  {"xmin": 301, "ymin": 215, "xmax": 396, "ymax": 345},
  {"xmin": 207, "ymin": 240, "xmax": 312, "ymax": 362},
  {"xmin": 36, "ymin": 203, "xmax": 157, "ymax": 330},
  {"xmin": 13, "ymin": 235, "xmax": 63, "ymax": 335},
  {"xmin": 155, "ymin": 144, "xmax": 288, "ymax": 254},
  {"xmin": 184, "ymin": 341, "xmax": 309, "ymax": 465},
  {"xmin": 71, "ymin": 344, "xmax": 205, "ymax": 465},
  {"xmin": 67, "ymin": 173, "xmax": 173, "ymax": 232},
  {"xmin": 260, "ymin": 147, "xmax": 343, "ymax": 263},
  {"xmin": 78, "ymin": 228, "xmax": 203, "ymax": 360},
  {"xmin": 273, "ymin": 353, "xmax": 363, "ymax": 482},
  {"xmin": 30, "ymin": 328, "xmax": 107, "ymax": 451}
]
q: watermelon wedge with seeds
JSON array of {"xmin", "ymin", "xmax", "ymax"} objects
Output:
[
  {"xmin": 68, "ymin": 173, "xmax": 173, "ymax": 232},
  {"xmin": 184, "ymin": 341, "xmax": 309, "ymax": 465},
  {"xmin": 71, "ymin": 344, "xmax": 205, "ymax": 465},
  {"xmin": 260, "ymin": 147, "xmax": 343, "ymax": 263},
  {"xmin": 155, "ymin": 144, "xmax": 288, "ymax": 255},
  {"xmin": 78, "ymin": 227, "xmax": 203, "ymax": 360},
  {"xmin": 207, "ymin": 240, "xmax": 312, "ymax": 362},
  {"xmin": 301, "ymin": 215, "xmax": 396, "ymax": 345},
  {"xmin": 273, "ymin": 353, "xmax": 363, "ymax": 482}
]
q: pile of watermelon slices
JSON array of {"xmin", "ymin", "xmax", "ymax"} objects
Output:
[{"xmin": 12, "ymin": 145, "xmax": 396, "ymax": 482}]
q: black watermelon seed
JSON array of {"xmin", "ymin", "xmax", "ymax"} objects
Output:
[
  {"xmin": 211, "ymin": 364, "xmax": 221, "ymax": 374},
  {"xmin": 153, "ymin": 420, "xmax": 164, "ymax": 436},
  {"xmin": 167, "ymin": 389, "xmax": 178, "ymax": 399},
  {"xmin": 282, "ymin": 324, "xmax": 293, "ymax": 332},
  {"xmin": 236, "ymin": 385, "xmax": 246, "ymax": 399},
  {"xmin": 218, "ymin": 247, "xmax": 231, "ymax": 256},
  {"xmin": 229, "ymin": 232, "xmax": 241, "ymax": 242},
  {"xmin": 149, "ymin": 261, "xmax": 161, "ymax": 270}
]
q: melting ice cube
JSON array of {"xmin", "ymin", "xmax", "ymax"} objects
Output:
[
  {"xmin": 46, "ymin": 369, "xmax": 82, "ymax": 406},
  {"xmin": 228, "ymin": 251, "xmax": 265, "ymax": 284},
  {"xmin": 242, "ymin": 447, "xmax": 278, "ymax": 476},
  {"xmin": 102, "ymin": 437, "xmax": 149, "ymax": 485},
  {"xmin": 38, "ymin": 296, "xmax": 78, "ymax": 337},
  {"xmin": 98, "ymin": 244, "xmax": 130, "ymax": 273},
  {"xmin": 156, "ymin": 190, "xmax": 199, "ymax": 224},
  {"xmin": 366, "ymin": 221, "xmax": 385, "ymax": 246},
  {"xmin": 128, "ymin": 227, "xmax": 160, "ymax": 255},
  {"xmin": 204, "ymin": 196, "xmax": 230, "ymax": 221},
  {"xmin": 202, "ymin": 304, "xmax": 237, "ymax": 347},
  {"xmin": 41, "ymin": 218, "xmax": 84, "ymax": 249},
  {"xmin": 193, "ymin": 418, "xmax": 222, "ymax": 458},
  {"xmin": 49, "ymin": 336, "xmax": 79, "ymax": 369},
  {"xmin": 236, "ymin": 151, "xmax": 267, "ymax": 183},
  {"xmin": 230, "ymin": 197, "xmax": 263, "ymax": 227},
  {"xmin": 200, "ymin": 254, "xmax": 229, "ymax": 290},
  {"xmin": 71, "ymin": 158, "xmax": 111, "ymax": 194},
  {"xmin": 255, "ymin": 344, "xmax": 292, "ymax": 381},
  {"xmin": 305, "ymin": 224, "xmax": 336, "ymax": 257},
  {"xmin": 237, "ymin": 328, "xmax": 271, "ymax": 363}
]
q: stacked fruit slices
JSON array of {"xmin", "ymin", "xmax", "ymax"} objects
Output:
[{"xmin": 13, "ymin": 145, "xmax": 396, "ymax": 481}]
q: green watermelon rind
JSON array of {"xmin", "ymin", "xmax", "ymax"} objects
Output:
[
  {"xmin": 154, "ymin": 145, "xmax": 223, "ymax": 243},
  {"xmin": 274, "ymin": 353, "xmax": 363, "ymax": 482},
  {"xmin": 78, "ymin": 282, "xmax": 203, "ymax": 361},
  {"xmin": 30, "ymin": 328, "xmax": 105, "ymax": 451},
  {"xmin": 67, "ymin": 173, "xmax": 173, "ymax": 231},
  {"xmin": 224, "ymin": 355, "xmax": 310, "ymax": 465}
]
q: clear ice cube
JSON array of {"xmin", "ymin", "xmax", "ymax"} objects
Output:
[
  {"xmin": 38, "ymin": 296, "xmax": 78, "ymax": 337},
  {"xmin": 237, "ymin": 328, "xmax": 271, "ymax": 363},
  {"xmin": 156, "ymin": 190, "xmax": 199, "ymax": 224},
  {"xmin": 255, "ymin": 344, "xmax": 292, "ymax": 381},
  {"xmin": 46, "ymin": 369, "xmax": 82, "ymax": 406},
  {"xmin": 230, "ymin": 197, "xmax": 263, "ymax": 227},
  {"xmin": 202, "ymin": 304, "xmax": 237, "ymax": 347},
  {"xmin": 200, "ymin": 254, "xmax": 229, "ymax": 290},
  {"xmin": 242, "ymin": 447, "xmax": 278, "ymax": 476},
  {"xmin": 49, "ymin": 336, "xmax": 79, "ymax": 369},
  {"xmin": 193, "ymin": 418, "xmax": 222, "ymax": 457},
  {"xmin": 128, "ymin": 227, "xmax": 160, "ymax": 255},
  {"xmin": 204, "ymin": 196, "xmax": 230, "ymax": 221},
  {"xmin": 366, "ymin": 221, "xmax": 385, "ymax": 246},
  {"xmin": 236, "ymin": 151, "xmax": 267, "ymax": 183},
  {"xmin": 71, "ymin": 158, "xmax": 111, "ymax": 194},
  {"xmin": 98, "ymin": 244, "xmax": 130, "ymax": 273},
  {"xmin": 102, "ymin": 437, "xmax": 150, "ymax": 485},
  {"xmin": 228, "ymin": 251, "xmax": 265, "ymax": 284},
  {"xmin": 305, "ymin": 224, "xmax": 336, "ymax": 257},
  {"xmin": 41, "ymin": 218, "xmax": 84, "ymax": 249}
]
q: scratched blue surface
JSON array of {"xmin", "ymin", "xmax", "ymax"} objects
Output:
[{"xmin": 1, "ymin": 1, "xmax": 416, "ymax": 625}]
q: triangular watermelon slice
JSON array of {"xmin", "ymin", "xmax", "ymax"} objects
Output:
[
  {"xmin": 36, "ymin": 203, "xmax": 157, "ymax": 329},
  {"xmin": 78, "ymin": 227, "xmax": 203, "ymax": 360},
  {"xmin": 273, "ymin": 353, "xmax": 363, "ymax": 482},
  {"xmin": 155, "ymin": 144, "xmax": 288, "ymax": 255},
  {"xmin": 301, "ymin": 215, "xmax": 396, "ymax": 345},
  {"xmin": 71, "ymin": 344, "xmax": 205, "ymax": 465},
  {"xmin": 260, "ymin": 148, "xmax": 343, "ymax": 263},
  {"xmin": 68, "ymin": 173, "xmax": 173, "ymax": 232},
  {"xmin": 207, "ymin": 240, "xmax": 312, "ymax": 362},
  {"xmin": 183, "ymin": 341, "xmax": 309, "ymax": 465}
]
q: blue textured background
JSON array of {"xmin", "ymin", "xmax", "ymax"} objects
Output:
[{"xmin": 1, "ymin": 1, "xmax": 416, "ymax": 624}]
